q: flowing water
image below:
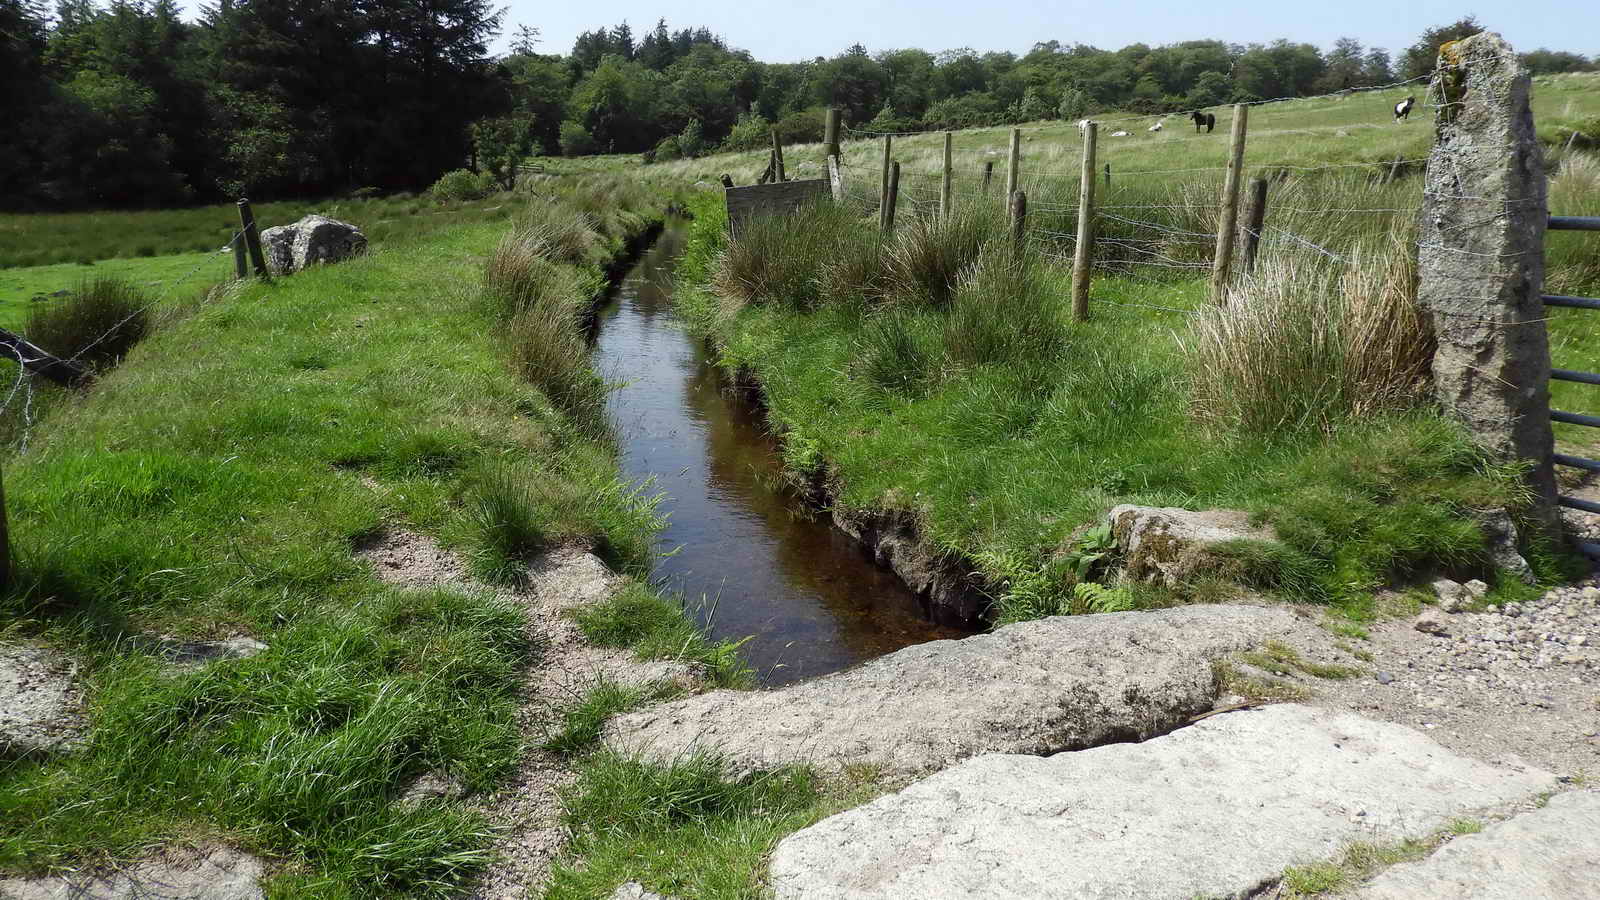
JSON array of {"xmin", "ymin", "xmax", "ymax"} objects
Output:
[{"xmin": 593, "ymin": 228, "xmax": 969, "ymax": 686}]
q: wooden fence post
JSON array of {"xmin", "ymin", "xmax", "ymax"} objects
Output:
[
  {"xmin": 1240, "ymin": 176, "xmax": 1269, "ymax": 275},
  {"xmin": 1008, "ymin": 189, "xmax": 1027, "ymax": 255},
  {"xmin": 884, "ymin": 161, "xmax": 901, "ymax": 233},
  {"xmin": 1209, "ymin": 104, "xmax": 1248, "ymax": 304},
  {"xmin": 824, "ymin": 107, "xmax": 841, "ymax": 159},
  {"xmin": 1071, "ymin": 122, "xmax": 1098, "ymax": 322},
  {"xmin": 237, "ymin": 198, "xmax": 269, "ymax": 280},
  {"xmin": 232, "ymin": 231, "xmax": 248, "ymax": 279},
  {"xmin": 879, "ymin": 136, "xmax": 893, "ymax": 228},
  {"xmin": 1103, "ymin": 163, "xmax": 1111, "ymax": 189},
  {"xmin": 940, "ymin": 132, "xmax": 953, "ymax": 220},
  {"xmin": 982, "ymin": 161, "xmax": 994, "ymax": 195},
  {"xmin": 1005, "ymin": 128, "xmax": 1021, "ymax": 200},
  {"xmin": 770, "ymin": 129, "xmax": 786, "ymax": 182}
]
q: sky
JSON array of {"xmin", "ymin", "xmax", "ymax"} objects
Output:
[{"xmin": 492, "ymin": 0, "xmax": 1593, "ymax": 62}]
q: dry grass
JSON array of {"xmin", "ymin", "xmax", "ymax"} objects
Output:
[{"xmin": 1187, "ymin": 226, "xmax": 1431, "ymax": 435}]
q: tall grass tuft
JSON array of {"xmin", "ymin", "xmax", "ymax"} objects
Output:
[
  {"xmin": 1548, "ymin": 151, "xmax": 1600, "ymax": 297},
  {"xmin": 880, "ymin": 205, "xmax": 1003, "ymax": 306},
  {"xmin": 940, "ymin": 247, "xmax": 1069, "ymax": 367},
  {"xmin": 24, "ymin": 277, "xmax": 150, "ymax": 368},
  {"xmin": 485, "ymin": 224, "xmax": 609, "ymax": 432},
  {"xmin": 713, "ymin": 202, "xmax": 864, "ymax": 311},
  {"xmin": 1187, "ymin": 228, "xmax": 1431, "ymax": 435}
]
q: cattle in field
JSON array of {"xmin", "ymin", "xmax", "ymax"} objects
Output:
[{"xmin": 1394, "ymin": 96, "xmax": 1416, "ymax": 122}]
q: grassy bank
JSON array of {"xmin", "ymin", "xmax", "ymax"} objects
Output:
[
  {"xmin": 671, "ymin": 183, "xmax": 1577, "ymax": 624},
  {"xmin": 0, "ymin": 175, "xmax": 719, "ymax": 896}
]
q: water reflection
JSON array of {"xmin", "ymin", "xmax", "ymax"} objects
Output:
[{"xmin": 593, "ymin": 228, "xmax": 968, "ymax": 685}]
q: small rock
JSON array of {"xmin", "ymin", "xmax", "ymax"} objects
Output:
[
  {"xmin": 1, "ymin": 642, "xmax": 86, "ymax": 758},
  {"xmin": 1376, "ymin": 671, "xmax": 1395, "ymax": 684},
  {"xmin": 1463, "ymin": 579, "xmax": 1490, "ymax": 600},
  {"xmin": 1414, "ymin": 609, "xmax": 1450, "ymax": 636},
  {"xmin": 1432, "ymin": 578, "xmax": 1466, "ymax": 604},
  {"xmin": 0, "ymin": 845, "xmax": 265, "ymax": 899}
]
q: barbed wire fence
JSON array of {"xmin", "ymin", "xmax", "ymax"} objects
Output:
[
  {"xmin": 799, "ymin": 60, "xmax": 1563, "ymax": 319},
  {"xmin": 0, "ymin": 228, "xmax": 252, "ymax": 450}
]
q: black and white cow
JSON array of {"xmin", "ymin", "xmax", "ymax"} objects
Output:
[{"xmin": 1394, "ymin": 95, "xmax": 1416, "ymax": 122}]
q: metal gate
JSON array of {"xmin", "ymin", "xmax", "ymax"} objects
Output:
[{"xmin": 1543, "ymin": 214, "xmax": 1600, "ymax": 554}]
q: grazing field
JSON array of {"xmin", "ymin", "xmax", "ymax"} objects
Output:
[{"xmin": 0, "ymin": 191, "xmax": 520, "ymax": 270}]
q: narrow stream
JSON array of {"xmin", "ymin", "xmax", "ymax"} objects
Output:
[{"xmin": 594, "ymin": 227, "xmax": 969, "ymax": 686}]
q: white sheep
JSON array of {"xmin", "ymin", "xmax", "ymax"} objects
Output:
[
  {"xmin": 1110, "ymin": 130, "xmax": 1130, "ymax": 137},
  {"xmin": 1148, "ymin": 121, "xmax": 1163, "ymax": 132}
]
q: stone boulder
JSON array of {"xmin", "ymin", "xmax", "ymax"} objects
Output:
[
  {"xmin": 1106, "ymin": 504, "xmax": 1279, "ymax": 586},
  {"xmin": 1355, "ymin": 790, "xmax": 1600, "ymax": 899},
  {"xmin": 767, "ymin": 704, "xmax": 1555, "ymax": 900},
  {"xmin": 1, "ymin": 642, "xmax": 85, "ymax": 758},
  {"xmin": 603, "ymin": 604, "xmax": 1295, "ymax": 776},
  {"xmin": 259, "ymin": 214, "xmax": 367, "ymax": 276}
]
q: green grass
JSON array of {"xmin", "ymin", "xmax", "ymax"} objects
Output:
[
  {"xmin": 544, "ymin": 753, "xmax": 880, "ymax": 900},
  {"xmin": 675, "ymin": 188, "xmax": 1550, "ymax": 620},
  {"xmin": 574, "ymin": 582, "xmax": 754, "ymax": 687},
  {"xmin": 0, "ymin": 180, "xmax": 674, "ymax": 895}
]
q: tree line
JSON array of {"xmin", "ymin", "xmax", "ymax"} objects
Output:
[{"xmin": 2, "ymin": 3, "xmax": 1594, "ymax": 212}]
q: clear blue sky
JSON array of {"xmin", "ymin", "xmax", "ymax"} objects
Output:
[{"xmin": 495, "ymin": 1, "xmax": 1591, "ymax": 62}]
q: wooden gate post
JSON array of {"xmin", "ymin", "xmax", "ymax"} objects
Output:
[
  {"xmin": 1209, "ymin": 104, "xmax": 1248, "ymax": 304},
  {"xmin": 237, "ymin": 199, "xmax": 270, "ymax": 280},
  {"xmin": 940, "ymin": 132, "xmax": 954, "ymax": 220},
  {"xmin": 982, "ymin": 161, "xmax": 994, "ymax": 195},
  {"xmin": 1005, "ymin": 128, "xmax": 1021, "ymax": 200},
  {"xmin": 1419, "ymin": 32, "xmax": 1558, "ymax": 531},
  {"xmin": 1240, "ymin": 177, "xmax": 1269, "ymax": 275},
  {"xmin": 1071, "ymin": 122, "xmax": 1098, "ymax": 322}
]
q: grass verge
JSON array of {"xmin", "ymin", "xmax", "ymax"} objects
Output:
[{"xmin": 0, "ymin": 177, "xmax": 683, "ymax": 896}]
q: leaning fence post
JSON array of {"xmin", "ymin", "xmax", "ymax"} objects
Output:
[
  {"xmin": 884, "ymin": 161, "xmax": 901, "ymax": 233},
  {"xmin": 1008, "ymin": 189, "xmax": 1027, "ymax": 255},
  {"xmin": 824, "ymin": 107, "xmax": 841, "ymax": 159},
  {"xmin": 770, "ymin": 129, "xmax": 787, "ymax": 182},
  {"xmin": 1071, "ymin": 123, "xmax": 1098, "ymax": 322},
  {"xmin": 1240, "ymin": 177, "xmax": 1269, "ymax": 275},
  {"xmin": 1209, "ymin": 104, "xmax": 1248, "ymax": 304},
  {"xmin": 982, "ymin": 161, "xmax": 994, "ymax": 195},
  {"xmin": 1005, "ymin": 128, "xmax": 1021, "ymax": 200},
  {"xmin": 828, "ymin": 154, "xmax": 845, "ymax": 203},
  {"xmin": 1418, "ymin": 31, "xmax": 1558, "ymax": 532},
  {"xmin": 879, "ymin": 135, "xmax": 893, "ymax": 229},
  {"xmin": 237, "ymin": 199, "xmax": 270, "ymax": 280},
  {"xmin": 940, "ymin": 132, "xmax": 954, "ymax": 220}
]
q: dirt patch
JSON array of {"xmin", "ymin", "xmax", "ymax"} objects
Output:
[{"xmin": 355, "ymin": 530, "xmax": 698, "ymax": 899}]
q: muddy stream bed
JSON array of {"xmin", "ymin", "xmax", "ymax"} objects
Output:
[{"xmin": 592, "ymin": 227, "xmax": 969, "ymax": 685}]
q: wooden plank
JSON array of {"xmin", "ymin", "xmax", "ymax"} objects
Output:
[
  {"xmin": 724, "ymin": 179, "xmax": 831, "ymax": 236},
  {"xmin": 1210, "ymin": 104, "xmax": 1248, "ymax": 304},
  {"xmin": 1071, "ymin": 122, "xmax": 1097, "ymax": 322},
  {"xmin": 0, "ymin": 328, "xmax": 91, "ymax": 387}
]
